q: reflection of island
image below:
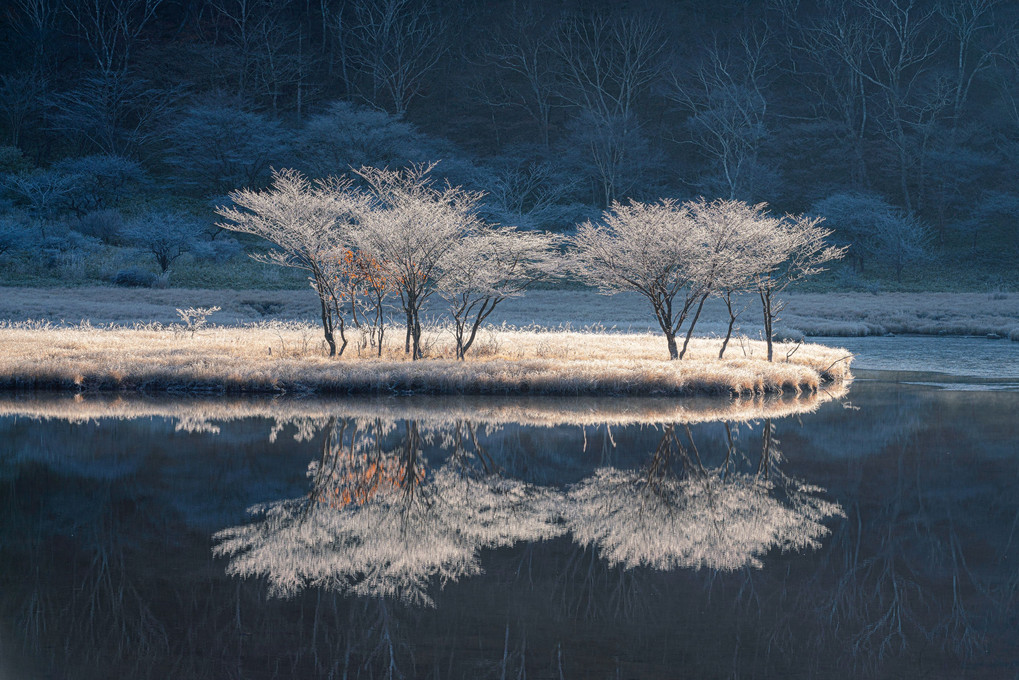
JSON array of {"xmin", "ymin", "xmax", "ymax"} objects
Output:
[
  {"xmin": 213, "ymin": 417, "xmax": 564, "ymax": 605},
  {"xmin": 7, "ymin": 381, "xmax": 1019, "ymax": 679},
  {"xmin": 564, "ymin": 420, "xmax": 844, "ymax": 571},
  {"xmin": 215, "ymin": 410, "xmax": 844, "ymax": 605},
  {"xmin": 0, "ymin": 385, "xmax": 849, "ymax": 430}
]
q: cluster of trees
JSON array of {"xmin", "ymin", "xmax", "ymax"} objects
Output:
[
  {"xmin": 217, "ymin": 166, "xmax": 558, "ymax": 360},
  {"xmin": 218, "ymin": 165, "xmax": 843, "ymax": 361},
  {"xmin": 2, "ymin": 0, "xmax": 1019, "ymax": 282},
  {"xmin": 0, "ymin": 150, "xmax": 241, "ymax": 284}
]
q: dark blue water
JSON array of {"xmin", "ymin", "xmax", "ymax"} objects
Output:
[{"xmin": 1, "ymin": 375, "xmax": 1017, "ymax": 679}]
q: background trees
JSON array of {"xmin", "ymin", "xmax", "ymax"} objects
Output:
[{"xmin": 1, "ymin": 0, "xmax": 1016, "ymax": 289}]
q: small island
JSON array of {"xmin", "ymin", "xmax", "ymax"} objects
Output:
[
  {"xmin": 0, "ymin": 169, "xmax": 852, "ymax": 397},
  {"xmin": 0, "ymin": 322, "xmax": 851, "ymax": 396}
]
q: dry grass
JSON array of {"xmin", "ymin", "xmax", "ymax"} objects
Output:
[
  {"xmin": 775, "ymin": 291, "xmax": 1019, "ymax": 338},
  {"xmin": 0, "ymin": 322, "xmax": 851, "ymax": 397},
  {"xmin": 2, "ymin": 286, "xmax": 1017, "ymax": 339}
]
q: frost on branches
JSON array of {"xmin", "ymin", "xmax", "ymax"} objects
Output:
[{"xmin": 571, "ymin": 198, "xmax": 845, "ymax": 360}]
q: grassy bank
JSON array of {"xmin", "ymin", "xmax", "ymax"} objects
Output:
[
  {"xmin": 2, "ymin": 286, "xmax": 1018, "ymax": 340},
  {"xmin": 0, "ymin": 323, "xmax": 851, "ymax": 397}
]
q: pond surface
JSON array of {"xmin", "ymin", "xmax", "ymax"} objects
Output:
[
  {"xmin": 812, "ymin": 334, "xmax": 1019, "ymax": 379},
  {"xmin": 1, "ymin": 371, "xmax": 1018, "ymax": 678}
]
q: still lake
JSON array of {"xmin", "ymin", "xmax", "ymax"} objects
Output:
[{"xmin": 1, "ymin": 337, "xmax": 1017, "ymax": 679}]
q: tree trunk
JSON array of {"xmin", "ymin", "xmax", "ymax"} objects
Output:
[
  {"xmin": 409, "ymin": 305, "xmax": 423, "ymax": 360},
  {"xmin": 666, "ymin": 332, "xmax": 679, "ymax": 360},
  {"xmin": 760, "ymin": 289, "xmax": 774, "ymax": 362},
  {"xmin": 318, "ymin": 295, "xmax": 336, "ymax": 357},
  {"xmin": 404, "ymin": 306, "xmax": 413, "ymax": 354},
  {"xmin": 719, "ymin": 291, "xmax": 738, "ymax": 360},
  {"xmin": 679, "ymin": 293, "xmax": 709, "ymax": 360}
]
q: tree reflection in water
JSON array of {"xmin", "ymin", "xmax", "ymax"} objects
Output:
[
  {"xmin": 213, "ymin": 417, "xmax": 564, "ymax": 605},
  {"xmin": 564, "ymin": 420, "xmax": 844, "ymax": 572},
  {"xmin": 214, "ymin": 412, "xmax": 842, "ymax": 606},
  {"xmin": 7, "ymin": 384, "xmax": 1015, "ymax": 678}
]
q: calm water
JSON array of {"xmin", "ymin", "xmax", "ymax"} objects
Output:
[{"xmin": 1, "ymin": 361, "xmax": 1018, "ymax": 678}]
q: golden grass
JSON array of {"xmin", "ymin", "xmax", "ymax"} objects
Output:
[
  {"xmin": 0, "ymin": 381, "xmax": 849, "ymax": 428},
  {"xmin": 0, "ymin": 323, "xmax": 850, "ymax": 397}
]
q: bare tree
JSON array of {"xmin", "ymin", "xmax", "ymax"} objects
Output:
[
  {"xmin": 353, "ymin": 163, "xmax": 483, "ymax": 360},
  {"xmin": 250, "ymin": 13, "xmax": 304, "ymax": 116},
  {"xmin": 13, "ymin": 0, "xmax": 59, "ymax": 68},
  {"xmin": 811, "ymin": 191, "xmax": 931, "ymax": 278},
  {"xmin": 680, "ymin": 198, "xmax": 779, "ymax": 359},
  {"xmin": 667, "ymin": 28, "xmax": 773, "ymax": 200},
  {"xmin": 345, "ymin": 0, "xmax": 448, "ymax": 116},
  {"xmin": 570, "ymin": 199, "xmax": 703, "ymax": 360},
  {"xmin": 483, "ymin": 159, "xmax": 581, "ymax": 229},
  {"xmin": 63, "ymin": 0, "xmax": 165, "ymax": 76},
  {"xmin": 0, "ymin": 73, "xmax": 47, "ymax": 148},
  {"xmin": 439, "ymin": 226, "xmax": 558, "ymax": 359},
  {"xmin": 125, "ymin": 210, "xmax": 204, "ymax": 274},
  {"xmin": 474, "ymin": 4, "xmax": 562, "ymax": 148},
  {"xmin": 216, "ymin": 169, "xmax": 371, "ymax": 357},
  {"xmin": 841, "ymin": 0, "xmax": 945, "ymax": 211},
  {"xmin": 167, "ymin": 99, "xmax": 289, "ymax": 191},
  {"xmin": 938, "ymin": 0, "xmax": 1003, "ymax": 124},
  {"xmin": 49, "ymin": 72, "xmax": 178, "ymax": 158},
  {"xmin": 752, "ymin": 210, "xmax": 846, "ymax": 361},
  {"xmin": 553, "ymin": 13, "xmax": 665, "ymax": 204},
  {"xmin": 4, "ymin": 169, "xmax": 70, "ymax": 223},
  {"xmin": 775, "ymin": 0, "xmax": 876, "ymax": 188}
]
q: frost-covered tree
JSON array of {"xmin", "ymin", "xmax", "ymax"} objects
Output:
[
  {"xmin": 4, "ymin": 168, "xmax": 69, "ymax": 222},
  {"xmin": 570, "ymin": 199, "xmax": 704, "ymax": 360},
  {"xmin": 752, "ymin": 208, "xmax": 846, "ymax": 361},
  {"xmin": 52, "ymin": 154, "xmax": 144, "ymax": 216},
  {"xmin": 0, "ymin": 216, "xmax": 31, "ymax": 256},
  {"xmin": 682, "ymin": 198, "xmax": 790, "ymax": 360},
  {"xmin": 440, "ymin": 226, "xmax": 559, "ymax": 359},
  {"xmin": 563, "ymin": 422, "xmax": 843, "ymax": 572},
  {"xmin": 811, "ymin": 191, "xmax": 930, "ymax": 279},
  {"xmin": 124, "ymin": 210, "xmax": 204, "ymax": 273},
  {"xmin": 213, "ymin": 418, "xmax": 563, "ymax": 606},
  {"xmin": 216, "ymin": 169, "xmax": 370, "ymax": 356},
  {"xmin": 294, "ymin": 100, "xmax": 430, "ymax": 177},
  {"xmin": 353, "ymin": 163, "xmax": 483, "ymax": 360},
  {"xmin": 482, "ymin": 159, "xmax": 581, "ymax": 230},
  {"xmin": 167, "ymin": 99, "xmax": 289, "ymax": 192}
]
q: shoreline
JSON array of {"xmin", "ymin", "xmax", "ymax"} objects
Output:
[
  {"xmin": 0, "ymin": 384, "xmax": 850, "ymax": 427},
  {"xmin": 0, "ymin": 326, "xmax": 851, "ymax": 398}
]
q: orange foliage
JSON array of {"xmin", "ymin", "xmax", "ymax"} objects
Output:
[{"xmin": 317, "ymin": 449, "xmax": 426, "ymax": 509}]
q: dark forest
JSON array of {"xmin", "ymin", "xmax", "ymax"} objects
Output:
[{"xmin": 2, "ymin": 0, "xmax": 1018, "ymax": 289}]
